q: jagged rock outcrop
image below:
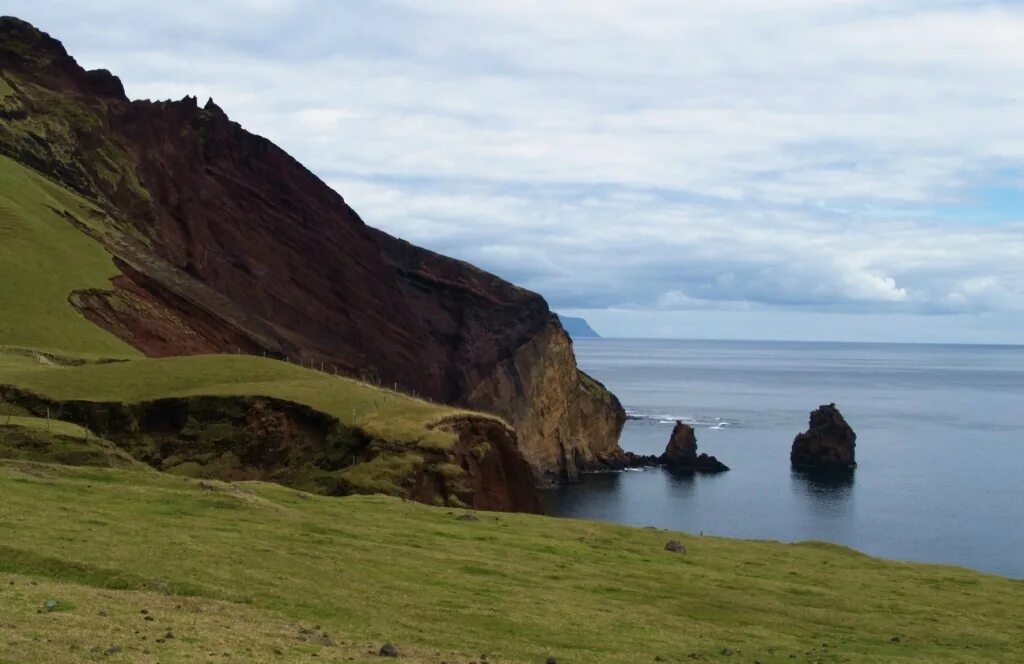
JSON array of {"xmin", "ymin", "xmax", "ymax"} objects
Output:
[
  {"xmin": 0, "ymin": 17, "xmax": 626, "ymax": 489},
  {"xmin": 790, "ymin": 403, "xmax": 857, "ymax": 469},
  {"xmin": 661, "ymin": 421, "xmax": 729, "ymax": 472}
]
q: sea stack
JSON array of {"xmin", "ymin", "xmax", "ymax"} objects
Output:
[
  {"xmin": 790, "ymin": 403, "xmax": 857, "ymax": 469},
  {"xmin": 661, "ymin": 421, "xmax": 729, "ymax": 472}
]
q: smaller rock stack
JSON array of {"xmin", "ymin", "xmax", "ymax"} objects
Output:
[
  {"xmin": 790, "ymin": 403, "xmax": 857, "ymax": 469},
  {"xmin": 661, "ymin": 421, "xmax": 729, "ymax": 472}
]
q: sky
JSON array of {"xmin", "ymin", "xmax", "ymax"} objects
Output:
[{"xmin": 8, "ymin": 1, "xmax": 1024, "ymax": 343}]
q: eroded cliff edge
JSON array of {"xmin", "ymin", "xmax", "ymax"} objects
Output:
[{"xmin": 0, "ymin": 17, "xmax": 626, "ymax": 482}]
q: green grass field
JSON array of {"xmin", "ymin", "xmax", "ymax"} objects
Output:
[
  {"xmin": 0, "ymin": 155, "xmax": 139, "ymax": 358},
  {"xmin": 0, "ymin": 459, "xmax": 1021, "ymax": 663}
]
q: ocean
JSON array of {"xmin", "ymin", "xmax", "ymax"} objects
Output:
[{"xmin": 541, "ymin": 338, "xmax": 1024, "ymax": 578}]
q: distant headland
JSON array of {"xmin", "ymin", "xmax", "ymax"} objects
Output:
[{"xmin": 557, "ymin": 315, "xmax": 601, "ymax": 339}]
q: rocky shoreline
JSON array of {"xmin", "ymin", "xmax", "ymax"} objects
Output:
[{"xmin": 553, "ymin": 420, "xmax": 729, "ymax": 480}]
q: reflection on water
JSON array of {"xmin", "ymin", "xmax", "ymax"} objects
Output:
[
  {"xmin": 661, "ymin": 467, "xmax": 698, "ymax": 495},
  {"xmin": 791, "ymin": 468, "xmax": 855, "ymax": 496},
  {"xmin": 790, "ymin": 468, "xmax": 855, "ymax": 519}
]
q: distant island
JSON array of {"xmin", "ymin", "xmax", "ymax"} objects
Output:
[{"xmin": 557, "ymin": 315, "xmax": 601, "ymax": 339}]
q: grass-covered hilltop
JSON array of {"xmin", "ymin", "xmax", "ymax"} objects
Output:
[{"xmin": 1, "ymin": 15, "xmax": 1022, "ymax": 664}]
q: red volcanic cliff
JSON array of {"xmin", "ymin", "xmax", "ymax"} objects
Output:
[{"xmin": 0, "ymin": 17, "xmax": 626, "ymax": 488}]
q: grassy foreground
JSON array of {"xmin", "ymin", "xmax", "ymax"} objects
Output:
[{"xmin": 1, "ymin": 460, "xmax": 1021, "ymax": 663}]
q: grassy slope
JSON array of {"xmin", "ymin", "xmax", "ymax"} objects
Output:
[
  {"xmin": 0, "ymin": 155, "xmax": 139, "ymax": 358},
  {"xmin": 2, "ymin": 415, "xmax": 91, "ymax": 437},
  {"xmin": 1, "ymin": 460, "xmax": 1022, "ymax": 664},
  {"xmin": 0, "ymin": 352, "xmax": 484, "ymax": 450},
  {"xmin": 0, "ymin": 414, "xmax": 142, "ymax": 468}
]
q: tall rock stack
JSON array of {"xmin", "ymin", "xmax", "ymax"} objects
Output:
[
  {"xmin": 790, "ymin": 403, "xmax": 857, "ymax": 469},
  {"xmin": 661, "ymin": 421, "xmax": 729, "ymax": 473}
]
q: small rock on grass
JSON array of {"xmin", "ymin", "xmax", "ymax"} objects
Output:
[
  {"xmin": 546, "ymin": 657, "xmax": 557, "ymax": 664},
  {"xmin": 665, "ymin": 540, "xmax": 686, "ymax": 554},
  {"xmin": 44, "ymin": 599, "xmax": 58, "ymax": 612},
  {"xmin": 456, "ymin": 513, "xmax": 479, "ymax": 522},
  {"xmin": 380, "ymin": 643, "xmax": 398, "ymax": 657}
]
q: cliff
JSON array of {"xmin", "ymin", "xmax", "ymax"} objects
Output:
[{"xmin": 0, "ymin": 16, "xmax": 625, "ymax": 483}]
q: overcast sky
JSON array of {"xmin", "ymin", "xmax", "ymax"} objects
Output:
[{"xmin": 10, "ymin": 1, "xmax": 1024, "ymax": 343}]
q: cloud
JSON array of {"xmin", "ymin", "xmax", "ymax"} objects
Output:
[{"xmin": 8, "ymin": 0, "xmax": 1024, "ymax": 339}]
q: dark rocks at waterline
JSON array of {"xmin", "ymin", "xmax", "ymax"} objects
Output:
[
  {"xmin": 661, "ymin": 421, "xmax": 730, "ymax": 472},
  {"xmin": 690, "ymin": 452, "xmax": 729, "ymax": 473},
  {"xmin": 599, "ymin": 451, "xmax": 662, "ymax": 470},
  {"xmin": 791, "ymin": 403, "xmax": 857, "ymax": 470},
  {"xmin": 587, "ymin": 422, "xmax": 729, "ymax": 473}
]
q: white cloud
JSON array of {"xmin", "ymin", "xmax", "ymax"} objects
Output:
[{"xmin": 8, "ymin": 0, "xmax": 1024, "ymax": 340}]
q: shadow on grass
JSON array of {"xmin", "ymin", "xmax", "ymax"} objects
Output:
[{"xmin": 0, "ymin": 544, "xmax": 230, "ymax": 600}]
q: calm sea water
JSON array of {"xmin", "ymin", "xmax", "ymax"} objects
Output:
[{"xmin": 542, "ymin": 339, "xmax": 1024, "ymax": 578}]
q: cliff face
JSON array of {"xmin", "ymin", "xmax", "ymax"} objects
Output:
[{"xmin": 0, "ymin": 17, "xmax": 625, "ymax": 482}]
